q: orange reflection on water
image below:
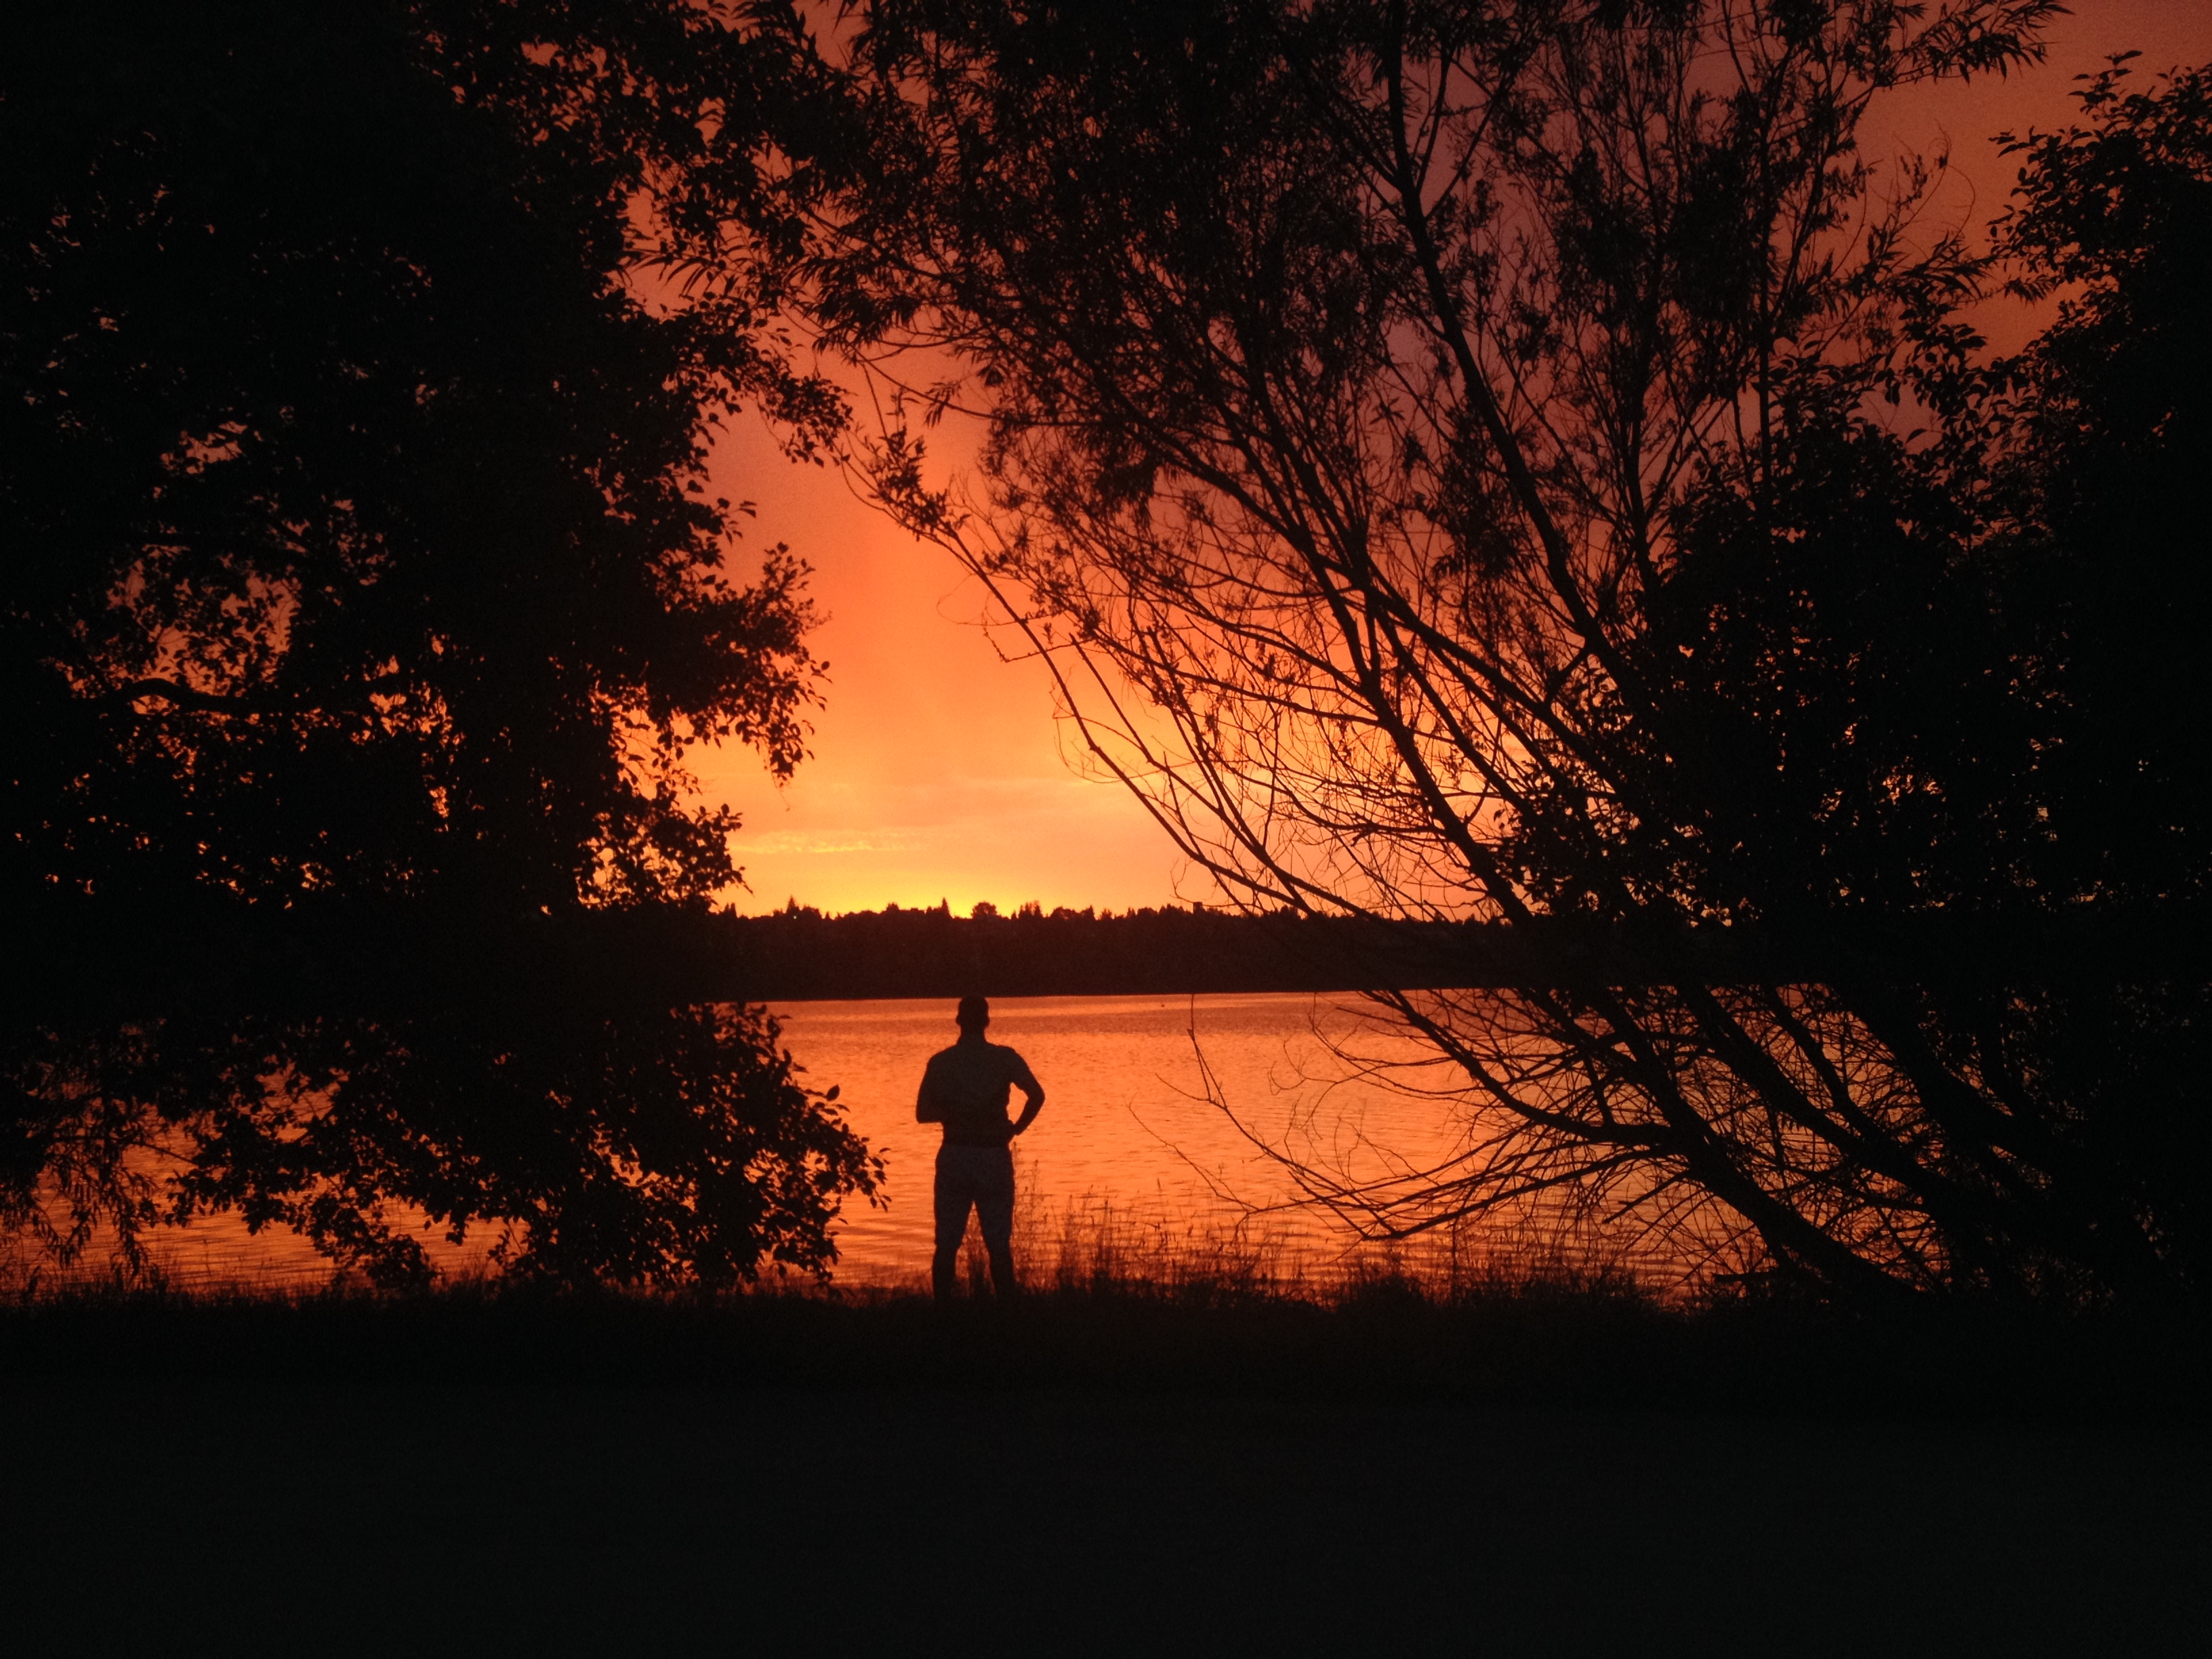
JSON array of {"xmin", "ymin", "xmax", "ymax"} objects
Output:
[
  {"xmin": 785, "ymin": 992, "xmax": 1663, "ymax": 1290},
  {"xmin": 12, "ymin": 993, "xmax": 1685, "ymax": 1294}
]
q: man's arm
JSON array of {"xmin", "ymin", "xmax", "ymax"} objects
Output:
[
  {"xmin": 1007, "ymin": 1054, "xmax": 1045, "ymax": 1137},
  {"xmin": 916, "ymin": 1056, "xmax": 944, "ymax": 1124}
]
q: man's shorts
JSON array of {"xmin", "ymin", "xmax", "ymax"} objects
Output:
[{"xmin": 934, "ymin": 1144, "xmax": 1016, "ymax": 1248}]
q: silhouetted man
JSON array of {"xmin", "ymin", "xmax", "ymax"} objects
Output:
[{"xmin": 917, "ymin": 994, "xmax": 1044, "ymax": 1301}]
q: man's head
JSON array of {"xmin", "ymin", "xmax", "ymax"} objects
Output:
[{"xmin": 956, "ymin": 994, "xmax": 989, "ymax": 1033}]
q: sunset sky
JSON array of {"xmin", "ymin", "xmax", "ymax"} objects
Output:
[{"xmin": 698, "ymin": 0, "xmax": 2212, "ymax": 918}]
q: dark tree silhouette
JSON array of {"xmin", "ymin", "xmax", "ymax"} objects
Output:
[
  {"xmin": 2, "ymin": 0, "xmax": 878, "ymax": 1285},
  {"xmin": 1994, "ymin": 60, "xmax": 2212, "ymax": 903},
  {"xmin": 807, "ymin": 0, "xmax": 2212, "ymax": 1302}
]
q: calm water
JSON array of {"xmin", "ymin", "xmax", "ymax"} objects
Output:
[
  {"xmin": 22, "ymin": 993, "xmax": 1629, "ymax": 1290},
  {"xmin": 788, "ymin": 992, "xmax": 1478, "ymax": 1285}
]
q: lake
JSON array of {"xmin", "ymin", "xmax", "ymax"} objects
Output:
[
  {"xmin": 20, "ymin": 992, "xmax": 1662, "ymax": 1291},
  {"xmin": 789, "ymin": 991, "xmax": 1483, "ymax": 1286}
]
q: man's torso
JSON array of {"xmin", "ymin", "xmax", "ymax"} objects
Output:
[{"xmin": 920, "ymin": 1040, "xmax": 1036, "ymax": 1147}]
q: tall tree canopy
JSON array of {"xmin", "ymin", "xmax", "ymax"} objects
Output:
[
  {"xmin": 2, "ymin": 0, "xmax": 878, "ymax": 1284},
  {"xmin": 812, "ymin": 0, "xmax": 2212, "ymax": 1302}
]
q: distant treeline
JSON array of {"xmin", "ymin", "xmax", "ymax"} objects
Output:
[
  {"xmin": 697, "ymin": 903, "xmax": 2212, "ymax": 1002},
  {"xmin": 25, "ymin": 897, "xmax": 2209, "ymax": 1014},
  {"xmin": 718, "ymin": 903, "xmax": 1395, "ymax": 1000}
]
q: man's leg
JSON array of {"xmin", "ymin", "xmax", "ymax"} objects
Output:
[
  {"xmin": 975, "ymin": 1149, "xmax": 1018, "ymax": 1298},
  {"xmin": 932, "ymin": 1150, "xmax": 972, "ymax": 1303}
]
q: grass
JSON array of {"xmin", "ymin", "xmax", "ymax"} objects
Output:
[
  {"xmin": 1, "ymin": 1234, "xmax": 2205, "ymax": 1427},
  {"xmin": 7, "ymin": 1210, "xmax": 2202, "ymax": 1652}
]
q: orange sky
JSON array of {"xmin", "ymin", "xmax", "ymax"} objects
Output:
[
  {"xmin": 695, "ymin": 407, "xmax": 1192, "ymax": 917},
  {"xmin": 696, "ymin": 1, "xmax": 2212, "ymax": 918}
]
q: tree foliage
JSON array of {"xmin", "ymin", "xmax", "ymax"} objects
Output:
[
  {"xmin": 813, "ymin": 0, "xmax": 2212, "ymax": 1301},
  {"xmin": 2, "ymin": 0, "xmax": 879, "ymax": 1285}
]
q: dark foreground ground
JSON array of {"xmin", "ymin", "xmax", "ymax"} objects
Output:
[{"xmin": 3, "ymin": 1293, "xmax": 2207, "ymax": 1655}]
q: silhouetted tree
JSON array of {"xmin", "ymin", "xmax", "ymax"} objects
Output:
[
  {"xmin": 1, "ymin": 0, "xmax": 878, "ymax": 1284},
  {"xmin": 808, "ymin": 1, "xmax": 2212, "ymax": 1302},
  {"xmin": 1994, "ymin": 59, "xmax": 2212, "ymax": 901}
]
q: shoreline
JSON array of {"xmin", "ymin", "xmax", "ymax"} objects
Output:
[{"xmin": 5, "ymin": 1277, "xmax": 2205, "ymax": 1427}]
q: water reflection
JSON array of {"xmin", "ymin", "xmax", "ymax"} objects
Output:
[
  {"xmin": 791, "ymin": 992, "xmax": 1491, "ymax": 1286},
  {"xmin": 9, "ymin": 993, "xmax": 1656, "ymax": 1291}
]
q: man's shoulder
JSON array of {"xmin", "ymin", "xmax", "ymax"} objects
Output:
[
  {"xmin": 925, "ymin": 1040, "xmax": 1031, "ymax": 1078},
  {"xmin": 924, "ymin": 1041, "xmax": 1006, "ymax": 1068}
]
